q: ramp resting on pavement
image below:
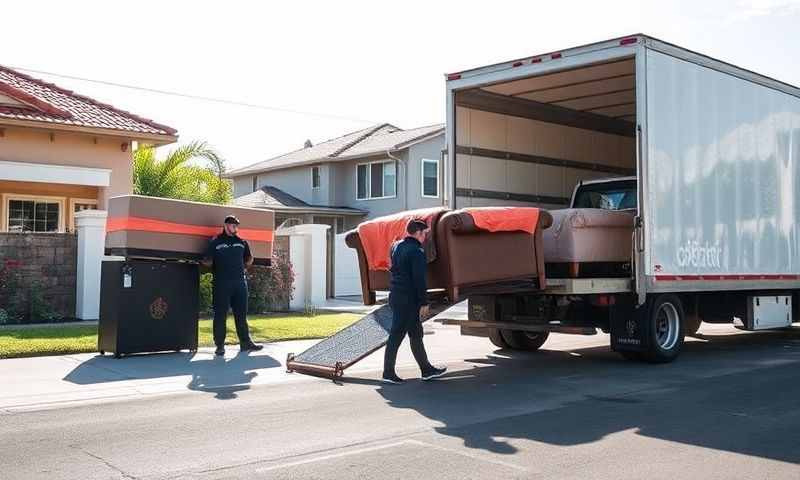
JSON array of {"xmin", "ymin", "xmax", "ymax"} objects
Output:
[{"xmin": 286, "ymin": 304, "xmax": 444, "ymax": 379}]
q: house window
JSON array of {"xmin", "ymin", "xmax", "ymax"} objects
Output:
[
  {"xmin": 252, "ymin": 176, "xmax": 258, "ymax": 192},
  {"xmin": 312, "ymin": 166, "xmax": 321, "ymax": 189},
  {"xmin": 336, "ymin": 217, "xmax": 345, "ymax": 232},
  {"xmin": 6, "ymin": 197, "xmax": 63, "ymax": 233},
  {"xmin": 69, "ymin": 198, "xmax": 99, "ymax": 232},
  {"xmin": 357, "ymin": 160, "xmax": 396, "ymax": 200},
  {"xmin": 421, "ymin": 158, "xmax": 439, "ymax": 198}
]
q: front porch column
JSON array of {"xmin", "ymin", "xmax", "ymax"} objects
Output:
[{"xmin": 75, "ymin": 210, "xmax": 108, "ymax": 320}]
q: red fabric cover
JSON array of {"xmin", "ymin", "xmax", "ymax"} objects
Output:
[
  {"xmin": 463, "ymin": 207, "xmax": 541, "ymax": 234},
  {"xmin": 357, "ymin": 207, "xmax": 447, "ymax": 271}
]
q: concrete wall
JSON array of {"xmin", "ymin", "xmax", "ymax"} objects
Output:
[
  {"xmin": 454, "ymin": 106, "xmax": 635, "ymax": 208},
  {"xmin": 0, "ymin": 127, "xmax": 132, "ymax": 208},
  {"xmin": 0, "ymin": 232, "xmax": 77, "ymax": 320}
]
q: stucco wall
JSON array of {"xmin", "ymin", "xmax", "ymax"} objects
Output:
[{"xmin": 0, "ymin": 127, "xmax": 133, "ymax": 208}]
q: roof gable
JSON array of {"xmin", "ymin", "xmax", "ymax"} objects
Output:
[
  {"xmin": 227, "ymin": 122, "xmax": 443, "ymax": 177},
  {"xmin": 0, "ymin": 65, "xmax": 177, "ymax": 139}
]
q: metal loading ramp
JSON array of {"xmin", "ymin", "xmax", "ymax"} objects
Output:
[{"xmin": 286, "ymin": 303, "xmax": 447, "ymax": 379}]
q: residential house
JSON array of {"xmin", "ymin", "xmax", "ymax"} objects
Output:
[
  {"xmin": 0, "ymin": 65, "xmax": 177, "ymax": 233},
  {"xmin": 226, "ymin": 123, "xmax": 445, "ymax": 232},
  {"xmin": 226, "ymin": 123, "xmax": 444, "ymax": 297}
]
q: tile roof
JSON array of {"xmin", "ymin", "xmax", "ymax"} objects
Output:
[
  {"xmin": 232, "ymin": 186, "xmax": 367, "ymax": 215},
  {"xmin": 227, "ymin": 122, "xmax": 444, "ymax": 177},
  {"xmin": 0, "ymin": 65, "xmax": 177, "ymax": 138}
]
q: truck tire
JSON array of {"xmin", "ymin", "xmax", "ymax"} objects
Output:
[
  {"xmin": 488, "ymin": 328, "xmax": 509, "ymax": 349},
  {"xmin": 500, "ymin": 330, "xmax": 550, "ymax": 351},
  {"xmin": 643, "ymin": 294, "xmax": 685, "ymax": 363},
  {"xmin": 683, "ymin": 313, "xmax": 702, "ymax": 336}
]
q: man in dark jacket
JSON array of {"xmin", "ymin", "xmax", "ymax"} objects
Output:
[
  {"xmin": 382, "ymin": 219, "xmax": 447, "ymax": 384},
  {"xmin": 203, "ymin": 215, "xmax": 263, "ymax": 356}
]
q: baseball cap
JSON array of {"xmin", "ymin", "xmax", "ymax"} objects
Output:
[{"xmin": 224, "ymin": 215, "xmax": 240, "ymax": 225}]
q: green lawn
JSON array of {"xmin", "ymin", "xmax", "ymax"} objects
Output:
[{"xmin": 0, "ymin": 312, "xmax": 360, "ymax": 359}]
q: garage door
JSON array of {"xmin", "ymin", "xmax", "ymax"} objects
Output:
[{"xmin": 334, "ymin": 232, "xmax": 361, "ymax": 297}]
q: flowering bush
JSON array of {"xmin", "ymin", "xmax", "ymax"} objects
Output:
[{"xmin": 247, "ymin": 252, "xmax": 295, "ymax": 313}]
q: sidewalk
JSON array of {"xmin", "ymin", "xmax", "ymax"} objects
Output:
[{"xmin": 0, "ymin": 302, "xmax": 467, "ymax": 414}]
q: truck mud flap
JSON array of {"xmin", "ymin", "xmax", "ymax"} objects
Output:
[
  {"xmin": 609, "ymin": 295, "xmax": 651, "ymax": 352},
  {"xmin": 286, "ymin": 303, "xmax": 447, "ymax": 379}
]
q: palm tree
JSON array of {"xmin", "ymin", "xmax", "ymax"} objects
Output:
[{"xmin": 133, "ymin": 141, "xmax": 232, "ymax": 204}]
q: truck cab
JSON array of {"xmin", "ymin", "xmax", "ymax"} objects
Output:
[{"xmin": 570, "ymin": 177, "xmax": 637, "ymax": 211}]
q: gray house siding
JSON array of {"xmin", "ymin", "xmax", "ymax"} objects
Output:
[
  {"xmin": 254, "ymin": 167, "xmax": 314, "ymax": 204},
  {"xmin": 233, "ymin": 175, "xmax": 254, "ymax": 198},
  {"xmin": 311, "ymin": 163, "xmax": 333, "ymax": 206},
  {"xmin": 406, "ymin": 136, "xmax": 445, "ymax": 210}
]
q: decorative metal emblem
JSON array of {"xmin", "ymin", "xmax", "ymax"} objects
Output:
[
  {"xmin": 626, "ymin": 318, "xmax": 637, "ymax": 337},
  {"xmin": 150, "ymin": 297, "xmax": 168, "ymax": 320}
]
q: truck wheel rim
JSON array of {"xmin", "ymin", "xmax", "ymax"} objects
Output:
[{"xmin": 655, "ymin": 303, "xmax": 679, "ymax": 350}]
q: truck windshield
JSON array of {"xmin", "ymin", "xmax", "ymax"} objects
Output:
[{"xmin": 572, "ymin": 181, "xmax": 637, "ymax": 210}]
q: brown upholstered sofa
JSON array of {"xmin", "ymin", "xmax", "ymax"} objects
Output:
[
  {"xmin": 344, "ymin": 208, "xmax": 451, "ymax": 305},
  {"xmin": 346, "ymin": 208, "xmax": 553, "ymax": 305},
  {"xmin": 435, "ymin": 209, "xmax": 553, "ymax": 302},
  {"xmin": 542, "ymin": 208, "xmax": 635, "ymax": 278}
]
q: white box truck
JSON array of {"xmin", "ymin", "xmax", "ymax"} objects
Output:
[{"xmin": 443, "ymin": 34, "xmax": 800, "ymax": 362}]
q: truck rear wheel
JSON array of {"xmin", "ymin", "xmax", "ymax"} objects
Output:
[
  {"xmin": 488, "ymin": 328, "xmax": 509, "ymax": 349},
  {"xmin": 501, "ymin": 330, "xmax": 550, "ymax": 351},
  {"xmin": 644, "ymin": 294, "xmax": 685, "ymax": 363}
]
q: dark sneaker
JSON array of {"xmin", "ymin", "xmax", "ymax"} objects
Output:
[
  {"xmin": 214, "ymin": 346, "xmax": 225, "ymax": 356},
  {"xmin": 240, "ymin": 343, "xmax": 264, "ymax": 352},
  {"xmin": 381, "ymin": 373, "xmax": 405, "ymax": 385},
  {"xmin": 422, "ymin": 366, "xmax": 447, "ymax": 381}
]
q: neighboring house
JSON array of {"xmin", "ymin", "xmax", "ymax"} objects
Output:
[
  {"xmin": 226, "ymin": 123, "xmax": 444, "ymax": 298},
  {"xmin": 233, "ymin": 185, "xmax": 367, "ymax": 232},
  {"xmin": 226, "ymin": 123, "xmax": 445, "ymax": 231},
  {"xmin": 0, "ymin": 65, "xmax": 177, "ymax": 233}
]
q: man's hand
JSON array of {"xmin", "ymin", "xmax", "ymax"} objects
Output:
[{"xmin": 419, "ymin": 305, "xmax": 430, "ymax": 320}]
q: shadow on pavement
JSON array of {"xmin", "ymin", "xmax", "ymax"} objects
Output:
[
  {"xmin": 372, "ymin": 327, "xmax": 800, "ymax": 463},
  {"xmin": 63, "ymin": 350, "xmax": 281, "ymax": 401}
]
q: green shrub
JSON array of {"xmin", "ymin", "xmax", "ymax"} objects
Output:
[
  {"xmin": 199, "ymin": 272, "xmax": 214, "ymax": 315},
  {"xmin": 0, "ymin": 308, "xmax": 7, "ymax": 325},
  {"xmin": 27, "ymin": 280, "xmax": 58, "ymax": 323}
]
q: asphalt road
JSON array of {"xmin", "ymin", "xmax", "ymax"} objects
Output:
[{"xmin": 3, "ymin": 323, "xmax": 800, "ymax": 479}]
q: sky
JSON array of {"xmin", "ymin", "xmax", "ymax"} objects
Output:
[{"xmin": 3, "ymin": 0, "xmax": 800, "ymax": 171}]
